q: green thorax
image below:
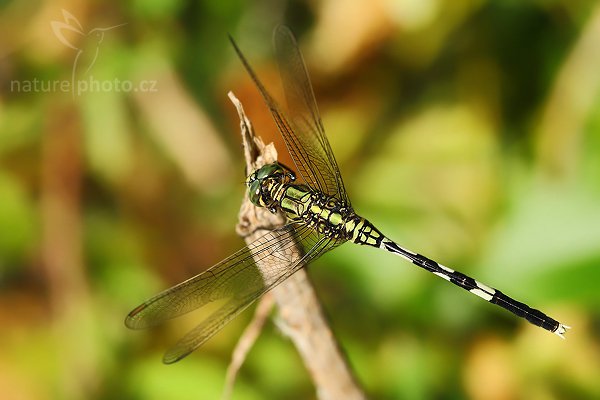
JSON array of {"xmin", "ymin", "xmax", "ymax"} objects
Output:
[{"xmin": 247, "ymin": 163, "xmax": 382, "ymax": 245}]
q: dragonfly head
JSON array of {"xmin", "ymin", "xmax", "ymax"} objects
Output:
[{"xmin": 246, "ymin": 162, "xmax": 295, "ymax": 211}]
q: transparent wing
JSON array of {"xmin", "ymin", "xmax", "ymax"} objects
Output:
[
  {"xmin": 125, "ymin": 223, "xmax": 342, "ymax": 363},
  {"xmin": 273, "ymin": 25, "xmax": 349, "ymax": 205},
  {"xmin": 229, "ymin": 28, "xmax": 350, "ymax": 205}
]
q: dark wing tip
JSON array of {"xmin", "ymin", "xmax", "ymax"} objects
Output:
[
  {"xmin": 162, "ymin": 351, "xmax": 187, "ymax": 365},
  {"xmin": 124, "ymin": 303, "xmax": 148, "ymax": 329},
  {"xmin": 163, "ymin": 341, "xmax": 199, "ymax": 364}
]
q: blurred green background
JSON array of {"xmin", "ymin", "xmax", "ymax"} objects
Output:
[{"xmin": 1, "ymin": 0, "xmax": 599, "ymax": 399}]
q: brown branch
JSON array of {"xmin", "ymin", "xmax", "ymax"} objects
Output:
[
  {"xmin": 222, "ymin": 293, "xmax": 274, "ymax": 400},
  {"xmin": 227, "ymin": 92, "xmax": 366, "ymax": 400}
]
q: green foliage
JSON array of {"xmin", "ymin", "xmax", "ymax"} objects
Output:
[{"xmin": 1, "ymin": 1, "xmax": 599, "ymax": 399}]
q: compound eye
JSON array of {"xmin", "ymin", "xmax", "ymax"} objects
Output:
[
  {"xmin": 246, "ymin": 172, "xmax": 257, "ymax": 186},
  {"xmin": 248, "ymin": 181, "xmax": 261, "ymax": 205},
  {"xmin": 257, "ymin": 164, "xmax": 278, "ymax": 180}
]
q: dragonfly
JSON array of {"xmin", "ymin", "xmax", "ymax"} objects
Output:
[{"xmin": 125, "ymin": 25, "xmax": 569, "ymax": 364}]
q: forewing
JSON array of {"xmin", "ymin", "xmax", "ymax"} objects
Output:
[
  {"xmin": 272, "ymin": 25, "xmax": 349, "ymax": 204},
  {"xmin": 229, "ymin": 30, "xmax": 349, "ymax": 205}
]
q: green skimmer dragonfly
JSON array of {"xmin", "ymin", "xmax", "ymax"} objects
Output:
[{"xmin": 126, "ymin": 25, "xmax": 569, "ymax": 364}]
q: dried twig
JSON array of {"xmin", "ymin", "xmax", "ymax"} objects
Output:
[
  {"xmin": 222, "ymin": 293, "xmax": 274, "ymax": 400},
  {"xmin": 226, "ymin": 92, "xmax": 365, "ymax": 400}
]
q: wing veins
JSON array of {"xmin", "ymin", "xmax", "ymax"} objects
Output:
[{"xmin": 162, "ymin": 231, "xmax": 340, "ymax": 363}]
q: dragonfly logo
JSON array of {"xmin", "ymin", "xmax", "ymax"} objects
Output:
[
  {"xmin": 51, "ymin": 9, "xmax": 126, "ymax": 96},
  {"xmin": 9, "ymin": 10, "xmax": 157, "ymax": 96}
]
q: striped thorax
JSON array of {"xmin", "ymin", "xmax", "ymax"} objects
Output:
[{"xmin": 248, "ymin": 162, "xmax": 361, "ymax": 241}]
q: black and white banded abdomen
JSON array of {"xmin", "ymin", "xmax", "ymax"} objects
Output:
[{"xmin": 374, "ymin": 231, "xmax": 569, "ymax": 337}]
